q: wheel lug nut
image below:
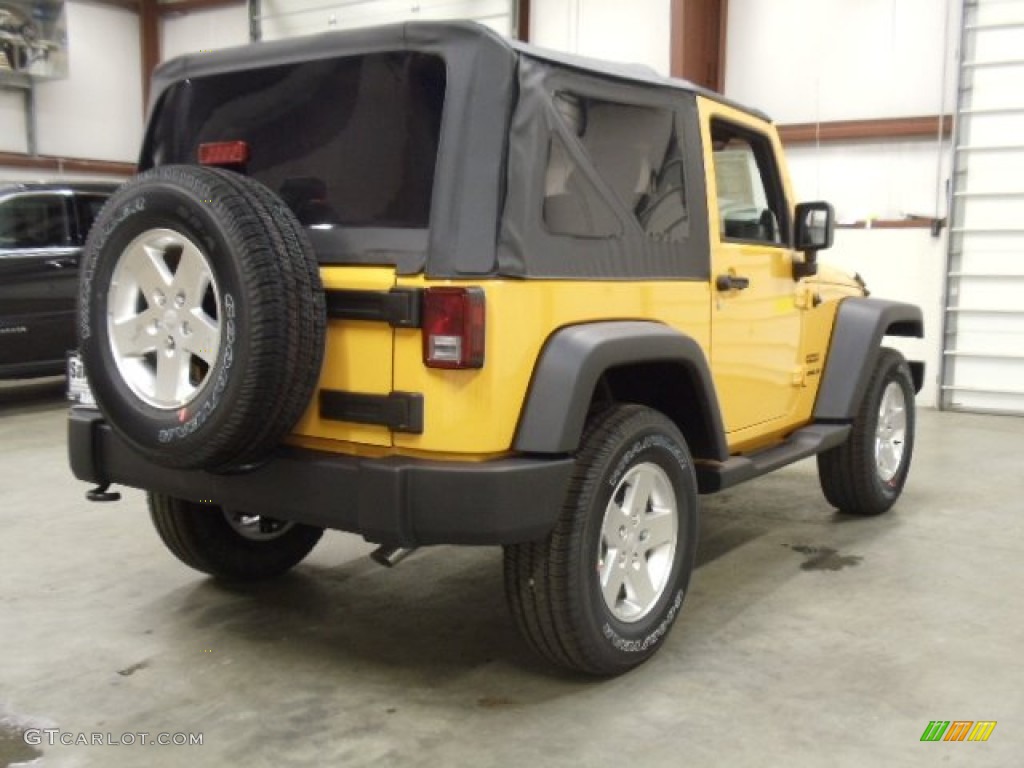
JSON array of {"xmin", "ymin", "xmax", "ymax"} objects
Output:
[
  {"xmin": 154, "ymin": 290, "xmax": 165, "ymax": 307},
  {"xmin": 181, "ymin": 321, "xmax": 191, "ymax": 336},
  {"xmin": 174, "ymin": 292, "xmax": 186, "ymax": 308},
  {"xmin": 618, "ymin": 525, "xmax": 627, "ymax": 539}
]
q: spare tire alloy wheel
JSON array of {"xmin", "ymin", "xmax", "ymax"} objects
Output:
[
  {"xmin": 107, "ymin": 228, "xmax": 222, "ymax": 410},
  {"xmin": 79, "ymin": 165, "xmax": 326, "ymax": 471}
]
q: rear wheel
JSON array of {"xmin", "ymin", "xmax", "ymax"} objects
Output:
[
  {"xmin": 817, "ymin": 347, "xmax": 916, "ymax": 515},
  {"xmin": 504, "ymin": 405, "xmax": 698, "ymax": 676},
  {"xmin": 148, "ymin": 492, "xmax": 323, "ymax": 581}
]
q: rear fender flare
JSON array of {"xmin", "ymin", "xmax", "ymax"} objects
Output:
[{"xmin": 513, "ymin": 321, "xmax": 729, "ymax": 460}]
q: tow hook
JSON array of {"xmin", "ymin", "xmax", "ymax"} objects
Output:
[
  {"xmin": 370, "ymin": 545, "xmax": 417, "ymax": 568},
  {"xmin": 86, "ymin": 482, "xmax": 121, "ymax": 502}
]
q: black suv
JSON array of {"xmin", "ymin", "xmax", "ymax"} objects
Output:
[{"xmin": 0, "ymin": 181, "xmax": 118, "ymax": 379}]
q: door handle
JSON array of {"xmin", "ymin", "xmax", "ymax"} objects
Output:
[
  {"xmin": 716, "ymin": 274, "xmax": 750, "ymax": 292},
  {"xmin": 46, "ymin": 258, "xmax": 77, "ymax": 269}
]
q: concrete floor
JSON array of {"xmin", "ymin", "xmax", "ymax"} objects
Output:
[{"xmin": 1, "ymin": 378, "xmax": 1021, "ymax": 768}]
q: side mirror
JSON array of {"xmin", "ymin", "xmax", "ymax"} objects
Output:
[{"xmin": 793, "ymin": 201, "xmax": 834, "ymax": 279}]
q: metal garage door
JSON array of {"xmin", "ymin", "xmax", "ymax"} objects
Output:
[
  {"xmin": 942, "ymin": 0, "xmax": 1024, "ymax": 414},
  {"xmin": 252, "ymin": 0, "xmax": 520, "ymax": 41}
]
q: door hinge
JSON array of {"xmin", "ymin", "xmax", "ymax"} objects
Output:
[{"xmin": 793, "ymin": 286, "xmax": 821, "ymax": 310}]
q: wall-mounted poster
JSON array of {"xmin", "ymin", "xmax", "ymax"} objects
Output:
[{"xmin": 0, "ymin": 1, "xmax": 68, "ymax": 80}]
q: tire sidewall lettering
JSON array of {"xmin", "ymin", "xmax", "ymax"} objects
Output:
[
  {"xmin": 157, "ymin": 293, "xmax": 235, "ymax": 444},
  {"xmin": 585, "ymin": 418, "xmax": 697, "ymax": 665},
  {"xmin": 608, "ymin": 433, "xmax": 690, "ymax": 490},
  {"xmin": 79, "ymin": 195, "xmax": 147, "ymax": 342},
  {"xmin": 82, "ymin": 171, "xmax": 250, "ymax": 460},
  {"xmin": 601, "ymin": 588, "xmax": 685, "ymax": 653}
]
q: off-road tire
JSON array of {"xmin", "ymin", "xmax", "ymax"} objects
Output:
[
  {"xmin": 504, "ymin": 405, "xmax": 698, "ymax": 676},
  {"xmin": 78, "ymin": 165, "xmax": 325, "ymax": 471},
  {"xmin": 817, "ymin": 347, "xmax": 916, "ymax": 516},
  {"xmin": 148, "ymin": 492, "xmax": 323, "ymax": 581}
]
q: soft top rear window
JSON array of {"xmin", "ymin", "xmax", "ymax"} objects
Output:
[{"xmin": 144, "ymin": 52, "xmax": 446, "ymax": 230}]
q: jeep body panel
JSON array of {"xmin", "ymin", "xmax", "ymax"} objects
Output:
[
  {"xmin": 513, "ymin": 321, "xmax": 728, "ymax": 460},
  {"xmin": 68, "ymin": 21, "xmax": 924, "ymax": 551},
  {"xmin": 68, "ymin": 409, "xmax": 572, "ymax": 546},
  {"xmin": 386, "ymin": 279, "xmax": 711, "ymax": 455},
  {"xmin": 814, "ymin": 297, "xmax": 925, "ymax": 421},
  {"xmin": 291, "ymin": 265, "xmax": 397, "ymax": 447}
]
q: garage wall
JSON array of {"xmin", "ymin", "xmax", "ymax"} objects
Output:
[
  {"xmin": 723, "ymin": 0, "xmax": 960, "ymax": 406},
  {"xmin": 0, "ymin": 0, "xmax": 142, "ymax": 178},
  {"xmin": 725, "ymin": 0, "xmax": 955, "ymax": 124},
  {"xmin": 0, "ymin": 1, "xmax": 143, "ymax": 165},
  {"xmin": 530, "ymin": 0, "xmax": 671, "ymax": 75},
  {"xmin": 0, "ymin": 90, "xmax": 28, "ymax": 154},
  {"xmin": 160, "ymin": 6, "xmax": 250, "ymax": 63},
  {"xmin": 256, "ymin": 0, "xmax": 515, "ymax": 40}
]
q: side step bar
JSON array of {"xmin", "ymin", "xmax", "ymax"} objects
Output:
[{"xmin": 696, "ymin": 424, "xmax": 851, "ymax": 494}]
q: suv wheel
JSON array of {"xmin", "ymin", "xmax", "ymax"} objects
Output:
[
  {"xmin": 817, "ymin": 347, "xmax": 916, "ymax": 515},
  {"xmin": 78, "ymin": 165, "xmax": 325, "ymax": 472},
  {"xmin": 148, "ymin": 493, "xmax": 323, "ymax": 581},
  {"xmin": 504, "ymin": 405, "xmax": 698, "ymax": 676}
]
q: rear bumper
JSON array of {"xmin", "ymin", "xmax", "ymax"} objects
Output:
[{"xmin": 68, "ymin": 408, "xmax": 573, "ymax": 546}]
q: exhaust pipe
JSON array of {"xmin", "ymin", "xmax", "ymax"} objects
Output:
[{"xmin": 370, "ymin": 545, "xmax": 417, "ymax": 568}]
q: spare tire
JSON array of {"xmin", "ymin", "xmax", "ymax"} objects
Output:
[{"xmin": 78, "ymin": 165, "xmax": 325, "ymax": 471}]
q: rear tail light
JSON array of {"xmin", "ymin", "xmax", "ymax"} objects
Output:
[
  {"xmin": 198, "ymin": 141, "xmax": 250, "ymax": 168},
  {"xmin": 422, "ymin": 287, "xmax": 485, "ymax": 369}
]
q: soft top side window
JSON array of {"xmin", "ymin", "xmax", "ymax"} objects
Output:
[{"xmin": 543, "ymin": 92, "xmax": 689, "ymax": 242}]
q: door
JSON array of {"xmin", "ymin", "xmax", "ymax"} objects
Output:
[
  {"xmin": 702, "ymin": 109, "xmax": 803, "ymax": 437},
  {"xmin": 0, "ymin": 192, "xmax": 79, "ymax": 373}
]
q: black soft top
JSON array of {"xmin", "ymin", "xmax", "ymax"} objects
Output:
[
  {"xmin": 145, "ymin": 21, "xmax": 763, "ymax": 279},
  {"xmin": 149, "ymin": 20, "xmax": 768, "ymax": 125}
]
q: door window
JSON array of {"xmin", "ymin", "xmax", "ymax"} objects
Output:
[
  {"xmin": 74, "ymin": 195, "xmax": 110, "ymax": 244},
  {"xmin": 711, "ymin": 121, "xmax": 788, "ymax": 246},
  {"xmin": 0, "ymin": 195, "xmax": 71, "ymax": 249}
]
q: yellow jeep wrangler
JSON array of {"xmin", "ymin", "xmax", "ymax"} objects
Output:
[{"xmin": 68, "ymin": 22, "xmax": 923, "ymax": 676}]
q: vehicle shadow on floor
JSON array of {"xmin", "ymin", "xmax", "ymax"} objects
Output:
[
  {"xmin": 0, "ymin": 377, "xmax": 66, "ymax": 415},
  {"xmin": 169, "ymin": 546, "xmax": 574, "ymax": 685}
]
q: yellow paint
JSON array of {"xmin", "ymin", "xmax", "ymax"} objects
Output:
[
  {"xmin": 292, "ymin": 100, "xmax": 865, "ymax": 463},
  {"xmin": 292, "ymin": 266, "xmax": 396, "ymax": 447},
  {"xmin": 392, "ymin": 277, "xmax": 712, "ymax": 453},
  {"xmin": 694, "ymin": 96, "xmax": 865, "ymax": 453}
]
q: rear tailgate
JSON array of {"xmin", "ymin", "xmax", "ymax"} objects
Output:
[{"xmin": 292, "ymin": 265, "xmax": 396, "ymax": 447}]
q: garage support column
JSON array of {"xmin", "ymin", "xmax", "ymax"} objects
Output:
[
  {"xmin": 23, "ymin": 82, "xmax": 38, "ymax": 157},
  {"xmin": 139, "ymin": 0, "xmax": 160, "ymax": 112},
  {"xmin": 249, "ymin": 0, "xmax": 262, "ymax": 42}
]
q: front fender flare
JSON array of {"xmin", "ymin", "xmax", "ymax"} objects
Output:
[{"xmin": 814, "ymin": 297, "xmax": 924, "ymax": 421}]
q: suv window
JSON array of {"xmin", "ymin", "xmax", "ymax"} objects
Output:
[
  {"xmin": 711, "ymin": 120, "xmax": 788, "ymax": 245},
  {"xmin": 75, "ymin": 195, "xmax": 109, "ymax": 244},
  {"xmin": 145, "ymin": 52, "xmax": 446, "ymax": 229},
  {"xmin": 545, "ymin": 93, "xmax": 687, "ymax": 241},
  {"xmin": 0, "ymin": 194, "xmax": 70, "ymax": 249}
]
